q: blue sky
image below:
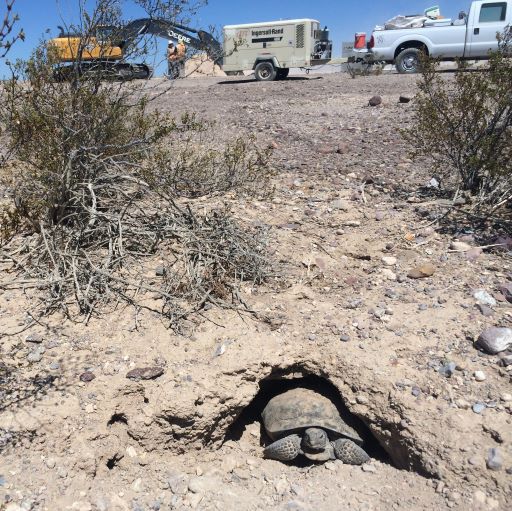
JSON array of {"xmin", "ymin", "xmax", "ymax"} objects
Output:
[{"xmin": 2, "ymin": 0, "xmax": 471, "ymax": 76}]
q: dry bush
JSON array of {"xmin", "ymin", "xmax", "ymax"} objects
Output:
[
  {"xmin": 0, "ymin": 0, "xmax": 23, "ymax": 58},
  {"xmin": 405, "ymin": 32, "xmax": 512, "ymax": 213},
  {"xmin": 0, "ymin": 2, "xmax": 274, "ymax": 327}
]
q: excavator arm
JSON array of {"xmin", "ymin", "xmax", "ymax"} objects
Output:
[
  {"xmin": 113, "ymin": 18, "xmax": 223, "ymax": 64},
  {"xmin": 51, "ymin": 17, "xmax": 222, "ymax": 80}
]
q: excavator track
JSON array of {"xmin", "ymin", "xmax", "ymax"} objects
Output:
[{"xmin": 53, "ymin": 61, "xmax": 152, "ymax": 81}]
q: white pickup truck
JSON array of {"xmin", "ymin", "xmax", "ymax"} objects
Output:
[{"xmin": 368, "ymin": 1, "xmax": 512, "ymax": 73}]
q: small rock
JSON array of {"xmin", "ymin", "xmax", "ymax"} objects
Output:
[
  {"xmin": 126, "ymin": 446, "xmax": 137, "ymax": 458},
  {"xmin": 407, "ymin": 263, "xmax": 436, "ymax": 279},
  {"xmin": 486, "ymin": 448, "xmax": 503, "ymax": 471},
  {"xmin": 340, "ymin": 334, "xmax": 350, "ymax": 342},
  {"xmin": 498, "ymin": 282, "xmax": 512, "ymax": 303},
  {"xmin": 79, "ymin": 371, "xmax": 95, "ymax": 383},
  {"xmin": 126, "ymin": 366, "xmax": 164, "ymax": 381},
  {"xmin": 27, "ymin": 350, "xmax": 43, "ymax": 363},
  {"xmin": 472, "ymin": 402, "xmax": 486, "ymax": 414},
  {"xmin": 474, "ymin": 371, "xmax": 486, "ymax": 382},
  {"xmin": 361, "ymin": 464, "xmax": 376, "ymax": 473},
  {"xmin": 381, "ymin": 268, "xmax": 397, "ymax": 281},
  {"xmin": 438, "ymin": 362, "xmax": 456, "ymax": 378},
  {"xmin": 356, "ymin": 394, "xmax": 369, "ymax": 405},
  {"xmin": 25, "ymin": 333, "xmax": 43, "ymax": 343},
  {"xmin": 368, "ymin": 95, "xmax": 382, "ymax": 107},
  {"xmin": 476, "ymin": 327, "xmax": 512, "ymax": 354},
  {"xmin": 476, "ymin": 304, "xmax": 494, "ymax": 317},
  {"xmin": 473, "ymin": 290, "xmax": 497, "ymax": 307},
  {"xmin": 155, "ymin": 266, "xmax": 166, "ymax": 277},
  {"xmin": 375, "ymin": 210, "xmax": 385, "ymax": 221},
  {"xmin": 381, "ymin": 256, "xmax": 397, "ymax": 266},
  {"xmin": 45, "ymin": 457, "xmax": 56, "ymax": 469},
  {"xmin": 399, "ymin": 95, "xmax": 411, "ymax": 103},
  {"xmin": 427, "ymin": 177, "xmax": 440, "ymax": 188},
  {"xmin": 500, "ymin": 392, "xmax": 512, "ymax": 402},
  {"xmin": 343, "ymin": 220, "xmax": 361, "ymax": 227}
]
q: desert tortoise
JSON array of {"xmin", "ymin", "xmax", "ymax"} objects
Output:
[{"xmin": 261, "ymin": 388, "xmax": 370, "ymax": 464}]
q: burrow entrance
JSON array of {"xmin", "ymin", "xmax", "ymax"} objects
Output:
[{"xmin": 226, "ymin": 372, "xmax": 391, "ymax": 465}]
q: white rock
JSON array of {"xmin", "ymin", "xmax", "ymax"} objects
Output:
[
  {"xmin": 381, "ymin": 256, "xmax": 397, "ymax": 266},
  {"xmin": 474, "ymin": 371, "xmax": 486, "ymax": 382},
  {"xmin": 126, "ymin": 446, "xmax": 137, "ymax": 458},
  {"xmin": 473, "ymin": 290, "xmax": 497, "ymax": 307},
  {"xmin": 381, "ymin": 268, "xmax": 397, "ymax": 281},
  {"xmin": 45, "ymin": 457, "xmax": 56, "ymax": 469},
  {"xmin": 500, "ymin": 392, "xmax": 512, "ymax": 402},
  {"xmin": 362, "ymin": 464, "xmax": 376, "ymax": 473}
]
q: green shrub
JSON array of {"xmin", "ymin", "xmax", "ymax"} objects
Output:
[{"xmin": 405, "ymin": 31, "xmax": 512, "ymax": 211}]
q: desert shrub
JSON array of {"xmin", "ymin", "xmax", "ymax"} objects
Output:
[
  {"xmin": 0, "ymin": 2, "xmax": 273, "ymax": 326},
  {"xmin": 0, "ymin": 0, "xmax": 23, "ymax": 58},
  {"xmin": 405, "ymin": 31, "xmax": 512, "ymax": 211}
]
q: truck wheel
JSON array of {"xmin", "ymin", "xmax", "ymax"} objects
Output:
[
  {"xmin": 395, "ymin": 48, "xmax": 423, "ymax": 74},
  {"xmin": 276, "ymin": 68, "xmax": 289, "ymax": 80},
  {"xmin": 255, "ymin": 61, "xmax": 277, "ymax": 81}
]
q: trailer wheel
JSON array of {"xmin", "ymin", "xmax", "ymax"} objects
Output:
[
  {"xmin": 276, "ymin": 68, "xmax": 289, "ymax": 80},
  {"xmin": 255, "ymin": 61, "xmax": 277, "ymax": 81},
  {"xmin": 395, "ymin": 48, "xmax": 422, "ymax": 74}
]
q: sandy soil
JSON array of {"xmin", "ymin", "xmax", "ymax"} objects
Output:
[{"xmin": 0, "ymin": 71, "xmax": 511, "ymax": 511}]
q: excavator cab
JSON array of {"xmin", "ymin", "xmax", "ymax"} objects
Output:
[{"xmin": 50, "ymin": 25, "xmax": 123, "ymax": 63}]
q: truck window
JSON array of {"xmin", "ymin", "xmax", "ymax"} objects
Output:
[{"xmin": 479, "ymin": 2, "xmax": 507, "ymax": 22}]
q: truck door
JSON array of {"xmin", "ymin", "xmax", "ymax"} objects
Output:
[{"xmin": 468, "ymin": 1, "xmax": 510, "ymax": 57}]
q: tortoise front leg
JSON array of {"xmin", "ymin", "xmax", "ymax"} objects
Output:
[
  {"xmin": 263, "ymin": 434, "xmax": 301, "ymax": 461},
  {"xmin": 332, "ymin": 439, "xmax": 370, "ymax": 465}
]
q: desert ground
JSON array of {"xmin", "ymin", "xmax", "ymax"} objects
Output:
[{"xmin": 0, "ymin": 69, "xmax": 511, "ymax": 511}]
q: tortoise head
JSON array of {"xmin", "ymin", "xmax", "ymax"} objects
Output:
[{"xmin": 303, "ymin": 427, "xmax": 328, "ymax": 451}]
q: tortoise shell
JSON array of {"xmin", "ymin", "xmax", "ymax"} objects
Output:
[{"xmin": 262, "ymin": 388, "xmax": 363, "ymax": 443}]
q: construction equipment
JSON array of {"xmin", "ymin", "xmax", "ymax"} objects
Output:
[
  {"xmin": 223, "ymin": 19, "xmax": 332, "ymax": 81},
  {"xmin": 50, "ymin": 18, "xmax": 222, "ymax": 80}
]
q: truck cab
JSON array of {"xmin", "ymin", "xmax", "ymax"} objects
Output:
[{"xmin": 368, "ymin": 0, "xmax": 512, "ymax": 73}]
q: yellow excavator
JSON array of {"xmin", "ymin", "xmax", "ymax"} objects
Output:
[{"xmin": 50, "ymin": 18, "xmax": 222, "ymax": 80}]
